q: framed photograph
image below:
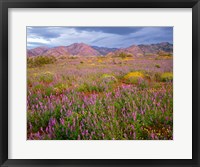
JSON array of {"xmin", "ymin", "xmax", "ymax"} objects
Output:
[{"xmin": 0, "ymin": 0, "xmax": 199, "ymax": 166}]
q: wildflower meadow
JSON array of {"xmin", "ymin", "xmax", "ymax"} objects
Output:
[{"xmin": 27, "ymin": 55, "xmax": 173, "ymax": 140}]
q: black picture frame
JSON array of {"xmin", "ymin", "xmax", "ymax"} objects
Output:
[{"xmin": 0, "ymin": 0, "xmax": 199, "ymax": 166}]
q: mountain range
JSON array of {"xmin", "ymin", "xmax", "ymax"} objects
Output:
[{"xmin": 27, "ymin": 42, "xmax": 173, "ymax": 57}]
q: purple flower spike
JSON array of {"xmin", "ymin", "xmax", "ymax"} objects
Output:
[{"xmin": 60, "ymin": 118, "xmax": 65, "ymax": 125}]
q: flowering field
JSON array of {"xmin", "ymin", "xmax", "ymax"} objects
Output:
[{"xmin": 27, "ymin": 56, "xmax": 173, "ymax": 140}]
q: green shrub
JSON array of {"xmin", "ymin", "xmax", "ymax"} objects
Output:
[
  {"xmin": 34, "ymin": 84, "xmax": 44, "ymax": 91},
  {"xmin": 143, "ymin": 73, "xmax": 151, "ymax": 80},
  {"xmin": 69, "ymin": 56, "xmax": 77, "ymax": 59},
  {"xmin": 45, "ymin": 87, "xmax": 54, "ymax": 96},
  {"xmin": 27, "ymin": 56, "xmax": 56, "ymax": 68},
  {"xmin": 53, "ymin": 83, "xmax": 68, "ymax": 93},
  {"xmin": 155, "ymin": 57, "xmax": 160, "ymax": 60},
  {"xmin": 77, "ymin": 82, "xmax": 104, "ymax": 93},
  {"xmin": 154, "ymin": 73, "xmax": 162, "ymax": 82},
  {"xmin": 38, "ymin": 72, "xmax": 54, "ymax": 83},
  {"xmin": 118, "ymin": 52, "xmax": 132, "ymax": 59},
  {"xmin": 33, "ymin": 84, "xmax": 44, "ymax": 92},
  {"xmin": 153, "ymin": 82, "xmax": 162, "ymax": 89},
  {"xmin": 161, "ymin": 72, "xmax": 173, "ymax": 82},
  {"xmin": 101, "ymin": 74, "xmax": 118, "ymax": 84},
  {"xmin": 77, "ymin": 83, "xmax": 88, "ymax": 92},
  {"xmin": 155, "ymin": 64, "xmax": 161, "ymax": 68}
]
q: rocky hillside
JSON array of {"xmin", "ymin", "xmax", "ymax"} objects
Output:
[
  {"xmin": 27, "ymin": 42, "xmax": 173, "ymax": 57},
  {"xmin": 107, "ymin": 42, "xmax": 173, "ymax": 57}
]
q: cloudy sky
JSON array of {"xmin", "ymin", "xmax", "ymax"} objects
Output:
[{"xmin": 27, "ymin": 27, "xmax": 173, "ymax": 49}]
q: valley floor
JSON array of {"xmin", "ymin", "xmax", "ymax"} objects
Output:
[{"xmin": 27, "ymin": 56, "xmax": 173, "ymax": 140}]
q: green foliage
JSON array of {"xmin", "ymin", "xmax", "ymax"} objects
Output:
[
  {"xmin": 38, "ymin": 72, "xmax": 54, "ymax": 83},
  {"xmin": 27, "ymin": 56, "xmax": 56, "ymax": 68},
  {"xmin": 161, "ymin": 72, "xmax": 173, "ymax": 82},
  {"xmin": 101, "ymin": 74, "xmax": 118, "ymax": 84},
  {"xmin": 155, "ymin": 64, "xmax": 161, "ymax": 68},
  {"xmin": 27, "ymin": 56, "xmax": 173, "ymax": 140},
  {"xmin": 154, "ymin": 73, "xmax": 162, "ymax": 82},
  {"xmin": 55, "ymin": 125, "xmax": 67, "ymax": 140},
  {"xmin": 27, "ymin": 110, "xmax": 51, "ymax": 133},
  {"xmin": 69, "ymin": 56, "xmax": 77, "ymax": 59},
  {"xmin": 118, "ymin": 52, "xmax": 132, "ymax": 59},
  {"xmin": 153, "ymin": 82, "xmax": 162, "ymax": 89},
  {"xmin": 77, "ymin": 82, "xmax": 105, "ymax": 93},
  {"xmin": 77, "ymin": 83, "xmax": 88, "ymax": 92},
  {"xmin": 33, "ymin": 84, "xmax": 44, "ymax": 92},
  {"xmin": 53, "ymin": 105, "xmax": 62, "ymax": 121},
  {"xmin": 53, "ymin": 83, "xmax": 68, "ymax": 93},
  {"xmin": 45, "ymin": 87, "xmax": 54, "ymax": 96}
]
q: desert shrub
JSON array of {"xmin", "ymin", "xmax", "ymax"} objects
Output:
[
  {"xmin": 77, "ymin": 83, "xmax": 99, "ymax": 92},
  {"xmin": 69, "ymin": 56, "xmax": 77, "ymax": 59},
  {"xmin": 155, "ymin": 56, "xmax": 168, "ymax": 60},
  {"xmin": 53, "ymin": 83, "xmax": 68, "ymax": 93},
  {"xmin": 155, "ymin": 64, "xmax": 161, "ymax": 68},
  {"xmin": 155, "ymin": 55, "xmax": 173, "ymax": 60},
  {"xmin": 27, "ymin": 58, "xmax": 34, "ymax": 67},
  {"xmin": 152, "ymin": 82, "xmax": 162, "ymax": 89},
  {"xmin": 77, "ymin": 83, "xmax": 88, "ymax": 92},
  {"xmin": 27, "ymin": 56, "xmax": 56, "ymax": 68},
  {"xmin": 89, "ymin": 85, "xmax": 105, "ymax": 92},
  {"xmin": 144, "ymin": 73, "xmax": 151, "ymax": 80},
  {"xmin": 45, "ymin": 87, "xmax": 54, "ymax": 96},
  {"xmin": 101, "ymin": 74, "xmax": 118, "ymax": 84},
  {"xmin": 161, "ymin": 72, "xmax": 173, "ymax": 82},
  {"xmin": 77, "ymin": 82, "xmax": 105, "ymax": 93},
  {"xmin": 124, "ymin": 71, "xmax": 144, "ymax": 84},
  {"xmin": 38, "ymin": 72, "xmax": 54, "ymax": 83},
  {"xmin": 118, "ymin": 52, "xmax": 132, "ymax": 59},
  {"xmin": 33, "ymin": 84, "xmax": 44, "ymax": 92},
  {"xmin": 154, "ymin": 73, "xmax": 162, "ymax": 82}
]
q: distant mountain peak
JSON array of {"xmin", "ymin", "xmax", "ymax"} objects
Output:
[
  {"xmin": 65, "ymin": 43, "xmax": 100, "ymax": 56},
  {"xmin": 68, "ymin": 43, "xmax": 89, "ymax": 47},
  {"xmin": 91, "ymin": 46, "xmax": 118, "ymax": 55}
]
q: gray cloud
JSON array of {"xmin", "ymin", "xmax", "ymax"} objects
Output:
[
  {"xmin": 27, "ymin": 27, "xmax": 62, "ymax": 39},
  {"xmin": 75, "ymin": 27, "xmax": 144, "ymax": 35},
  {"xmin": 27, "ymin": 27, "xmax": 173, "ymax": 49}
]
